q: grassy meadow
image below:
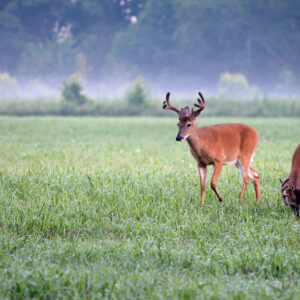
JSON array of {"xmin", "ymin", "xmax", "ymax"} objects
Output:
[{"xmin": 0, "ymin": 116, "xmax": 300, "ymax": 299}]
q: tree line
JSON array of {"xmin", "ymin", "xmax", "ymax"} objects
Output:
[{"xmin": 0, "ymin": 0, "xmax": 299, "ymax": 91}]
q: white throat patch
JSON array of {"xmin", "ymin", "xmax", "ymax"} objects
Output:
[{"xmin": 184, "ymin": 134, "xmax": 192, "ymax": 140}]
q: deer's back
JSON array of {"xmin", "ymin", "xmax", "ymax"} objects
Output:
[
  {"xmin": 195, "ymin": 123, "xmax": 258, "ymax": 163},
  {"xmin": 291, "ymin": 144, "xmax": 300, "ymax": 171},
  {"xmin": 198, "ymin": 123, "xmax": 258, "ymax": 145}
]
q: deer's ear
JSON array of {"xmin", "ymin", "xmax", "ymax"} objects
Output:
[{"xmin": 182, "ymin": 106, "xmax": 190, "ymax": 117}]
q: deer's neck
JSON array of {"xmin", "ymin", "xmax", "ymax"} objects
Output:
[{"xmin": 187, "ymin": 129, "xmax": 203, "ymax": 152}]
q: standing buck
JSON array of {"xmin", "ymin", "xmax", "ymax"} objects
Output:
[
  {"xmin": 162, "ymin": 92, "xmax": 260, "ymax": 204},
  {"xmin": 280, "ymin": 144, "xmax": 300, "ymax": 213}
]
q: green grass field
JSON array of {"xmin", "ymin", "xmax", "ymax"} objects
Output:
[{"xmin": 0, "ymin": 116, "xmax": 300, "ymax": 299}]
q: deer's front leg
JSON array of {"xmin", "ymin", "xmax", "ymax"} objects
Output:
[
  {"xmin": 198, "ymin": 165, "xmax": 207, "ymax": 205},
  {"xmin": 211, "ymin": 162, "xmax": 223, "ymax": 201}
]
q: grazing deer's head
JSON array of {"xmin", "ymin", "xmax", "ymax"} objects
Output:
[
  {"xmin": 280, "ymin": 178, "xmax": 300, "ymax": 213},
  {"xmin": 162, "ymin": 92, "xmax": 206, "ymax": 142}
]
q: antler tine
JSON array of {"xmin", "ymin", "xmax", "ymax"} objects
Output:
[
  {"xmin": 191, "ymin": 92, "xmax": 206, "ymax": 117},
  {"xmin": 194, "ymin": 98, "xmax": 205, "ymax": 109},
  {"xmin": 162, "ymin": 92, "xmax": 181, "ymax": 114},
  {"xmin": 195, "ymin": 92, "xmax": 206, "ymax": 109},
  {"xmin": 198, "ymin": 92, "xmax": 205, "ymax": 103}
]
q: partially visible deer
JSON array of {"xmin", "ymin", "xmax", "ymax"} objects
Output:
[
  {"xmin": 280, "ymin": 144, "xmax": 300, "ymax": 213},
  {"xmin": 162, "ymin": 92, "xmax": 260, "ymax": 204}
]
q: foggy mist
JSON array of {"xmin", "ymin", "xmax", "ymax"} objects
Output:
[{"xmin": 0, "ymin": 0, "xmax": 299, "ymax": 100}]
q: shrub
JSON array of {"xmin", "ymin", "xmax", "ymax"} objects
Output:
[
  {"xmin": 125, "ymin": 77, "xmax": 148, "ymax": 107},
  {"xmin": 218, "ymin": 72, "xmax": 259, "ymax": 99},
  {"xmin": 61, "ymin": 74, "xmax": 88, "ymax": 105}
]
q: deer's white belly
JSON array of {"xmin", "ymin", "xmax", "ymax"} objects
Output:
[{"xmin": 223, "ymin": 160, "xmax": 237, "ymax": 166}]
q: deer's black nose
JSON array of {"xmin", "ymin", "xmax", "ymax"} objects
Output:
[{"xmin": 176, "ymin": 136, "xmax": 182, "ymax": 141}]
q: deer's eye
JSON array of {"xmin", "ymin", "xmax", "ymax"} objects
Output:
[{"xmin": 187, "ymin": 124, "xmax": 192, "ymax": 127}]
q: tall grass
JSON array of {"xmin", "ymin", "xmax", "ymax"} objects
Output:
[{"xmin": 0, "ymin": 116, "xmax": 300, "ymax": 298}]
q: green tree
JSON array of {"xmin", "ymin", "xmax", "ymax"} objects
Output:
[
  {"xmin": 61, "ymin": 74, "xmax": 88, "ymax": 105},
  {"xmin": 0, "ymin": 0, "xmax": 127, "ymax": 80},
  {"xmin": 125, "ymin": 77, "xmax": 148, "ymax": 107},
  {"xmin": 1, "ymin": 0, "xmax": 300, "ymax": 90},
  {"xmin": 110, "ymin": 0, "xmax": 178, "ymax": 77},
  {"xmin": 110, "ymin": 0, "xmax": 300, "ymax": 87}
]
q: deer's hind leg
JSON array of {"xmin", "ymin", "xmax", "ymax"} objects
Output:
[
  {"xmin": 237, "ymin": 131, "xmax": 260, "ymax": 202},
  {"xmin": 235, "ymin": 160, "xmax": 250, "ymax": 200},
  {"xmin": 235, "ymin": 161, "xmax": 260, "ymax": 203},
  {"xmin": 249, "ymin": 166, "xmax": 260, "ymax": 203}
]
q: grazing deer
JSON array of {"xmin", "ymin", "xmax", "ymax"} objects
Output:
[
  {"xmin": 162, "ymin": 92, "xmax": 260, "ymax": 204},
  {"xmin": 280, "ymin": 144, "xmax": 300, "ymax": 213}
]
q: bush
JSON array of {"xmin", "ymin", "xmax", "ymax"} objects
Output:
[
  {"xmin": 61, "ymin": 74, "xmax": 88, "ymax": 105},
  {"xmin": 218, "ymin": 72, "xmax": 259, "ymax": 99},
  {"xmin": 125, "ymin": 77, "xmax": 148, "ymax": 107}
]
